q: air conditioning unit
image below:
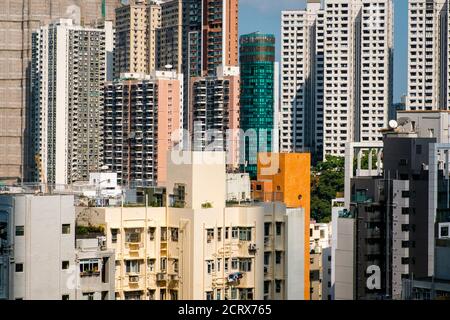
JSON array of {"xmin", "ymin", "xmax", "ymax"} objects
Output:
[
  {"xmin": 170, "ymin": 274, "xmax": 179, "ymax": 281},
  {"xmin": 156, "ymin": 273, "xmax": 166, "ymax": 281},
  {"xmin": 98, "ymin": 236, "xmax": 106, "ymax": 248},
  {"xmin": 248, "ymin": 243, "xmax": 257, "ymax": 252}
]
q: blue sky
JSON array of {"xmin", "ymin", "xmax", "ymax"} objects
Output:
[{"xmin": 239, "ymin": 0, "xmax": 408, "ymax": 103}]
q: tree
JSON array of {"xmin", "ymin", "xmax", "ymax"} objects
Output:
[{"xmin": 311, "ymin": 156, "xmax": 345, "ymax": 222}]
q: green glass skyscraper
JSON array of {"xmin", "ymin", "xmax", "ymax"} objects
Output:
[{"xmin": 239, "ymin": 32, "xmax": 276, "ymax": 179}]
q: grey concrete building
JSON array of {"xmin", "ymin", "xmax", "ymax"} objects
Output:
[
  {"xmin": 339, "ymin": 111, "xmax": 450, "ymax": 299},
  {"xmin": 0, "ymin": 193, "xmax": 115, "ymax": 300},
  {"xmin": 0, "ymin": 0, "xmax": 121, "ymax": 185}
]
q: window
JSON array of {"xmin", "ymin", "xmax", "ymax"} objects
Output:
[
  {"xmin": 62, "ymin": 261, "xmax": 70, "ymax": 270},
  {"xmin": 111, "ymin": 229, "xmax": 118, "ymax": 243},
  {"xmin": 217, "ymin": 228, "xmax": 222, "ymax": 241},
  {"xmin": 231, "ymin": 227, "xmax": 238, "ymax": 239},
  {"xmin": 264, "ymin": 252, "xmax": 270, "ymax": 265},
  {"xmin": 276, "ymin": 222, "xmax": 282, "ymax": 236},
  {"xmin": 161, "ymin": 227, "xmax": 167, "ymax": 241},
  {"xmin": 170, "ymin": 228, "xmax": 179, "ymax": 242},
  {"xmin": 239, "ymin": 227, "xmax": 252, "ymax": 241},
  {"xmin": 80, "ymin": 259, "xmax": 100, "ymax": 275},
  {"xmin": 401, "ymin": 257, "xmax": 410, "ymax": 265},
  {"xmin": 320, "ymin": 230, "xmax": 325, "ymax": 239},
  {"xmin": 264, "ymin": 223, "xmax": 271, "ymax": 237},
  {"xmin": 231, "ymin": 288, "xmax": 237, "ymax": 300},
  {"xmin": 401, "ymin": 208, "xmax": 409, "ymax": 215},
  {"xmin": 149, "ymin": 227, "xmax": 155, "ymax": 241},
  {"xmin": 275, "ymin": 280, "xmax": 282, "ymax": 293},
  {"xmin": 125, "ymin": 260, "xmax": 140, "ymax": 274},
  {"xmin": 224, "ymin": 258, "xmax": 229, "ymax": 272},
  {"xmin": 225, "ymin": 227, "xmax": 229, "ymax": 239},
  {"xmin": 148, "ymin": 259, "xmax": 155, "ymax": 272},
  {"xmin": 15, "ymin": 263, "xmax": 23, "ymax": 273},
  {"xmin": 148, "ymin": 290, "xmax": 156, "ymax": 300},
  {"xmin": 217, "ymin": 258, "xmax": 221, "ymax": 272},
  {"xmin": 173, "ymin": 259, "xmax": 179, "ymax": 273},
  {"xmin": 62, "ymin": 224, "xmax": 71, "ymax": 234},
  {"xmin": 83, "ymin": 293, "xmax": 94, "ymax": 300},
  {"xmin": 160, "ymin": 258, "xmax": 167, "ymax": 272},
  {"xmin": 15, "ymin": 226, "xmax": 24, "ymax": 236},
  {"xmin": 402, "ymin": 191, "xmax": 410, "ymax": 198},
  {"xmin": 206, "ymin": 260, "xmax": 214, "ymax": 274},
  {"xmin": 125, "ymin": 229, "xmax": 141, "ymax": 243},
  {"xmin": 416, "ymin": 145, "xmax": 422, "ymax": 154},
  {"xmin": 239, "ymin": 288, "xmax": 254, "ymax": 300},
  {"xmin": 207, "ymin": 229, "xmax": 214, "ymax": 243},
  {"xmin": 231, "ymin": 258, "xmax": 238, "ymax": 270},
  {"xmin": 439, "ymin": 223, "xmax": 450, "ymax": 239},
  {"xmin": 239, "ymin": 258, "xmax": 252, "ymax": 272},
  {"xmin": 62, "ymin": 295, "xmax": 70, "ymax": 300},
  {"xmin": 206, "ymin": 291, "xmax": 213, "ymax": 300},
  {"xmin": 276, "ymin": 251, "xmax": 282, "ymax": 264}
]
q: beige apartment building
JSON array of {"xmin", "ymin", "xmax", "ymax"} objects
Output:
[
  {"xmin": 76, "ymin": 152, "xmax": 308, "ymax": 300},
  {"xmin": 0, "ymin": 0, "xmax": 121, "ymax": 185}
]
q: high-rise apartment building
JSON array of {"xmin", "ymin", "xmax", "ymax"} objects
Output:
[
  {"xmin": 115, "ymin": 0, "xmax": 151, "ymax": 76},
  {"xmin": 189, "ymin": 66, "xmax": 240, "ymax": 168},
  {"xmin": 202, "ymin": 0, "xmax": 239, "ymax": 76},
  {"xmin": 157, "ymin": 0, "xmax": 183, "ymax": 73},
  {"xmin": 407, "ymin": 0, "xmax": 449, "ymax": 110},
  {"xmin": 239, "ymin": 33, "xmax": 279, "ymax": 179},
  {"xmin": 30, "ymin": 19, "xmax": 113, "ymax": 185},
  {"xmin": 280, "ymin": 0, "xmax": 393, "ymax": 160},
  {"xmin": 104, "ymin": 71, "xmax": 183, "ymax": 187},
  {"xmin": 0, "ymin": 0, "xmax": 121, "ymax": 185}
]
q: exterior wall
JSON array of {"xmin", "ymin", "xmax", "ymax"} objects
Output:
[
  {"xmin": 397, "ymin": 111, "xmax": 450, "ymax": 143},
  {"xmin": 285, "ymin": 208, "xmax": 306, "ymax": 299},
  {"xmin": 166, "ymin": 151, "xmax": 227, "ymax": 210},
  {"xmin": 0, "ymin": 0, "xmax": 121, "ymax": 185},
  {"xmin": 75, "ymin": 238, "xmax": 115, "ymax": 300},
  {"xmin": 155, "ymin": 72, "xmax": 183, "ymax": 186},
  {"xmin": 334, "ymin": 217, "xmax": 355, "ymax": 300},
  {"xmin": 226, "ymin": 173, "xmax": 251, "ymax": 202},
  {"xmin": 257, "ymin": 153, "xmax": 311, "ymax": 211},
  {"xmin": 0, "ymin": 194, "xmax": 76, "ymax": 300},
  {"xmin": 76, "ymin": 202, "xmax": 300, "ymax": 301}
]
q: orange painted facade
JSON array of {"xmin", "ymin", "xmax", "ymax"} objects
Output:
[{"xmin": 255, "ymin": 152, "xmax": 311, "ymax": 300}]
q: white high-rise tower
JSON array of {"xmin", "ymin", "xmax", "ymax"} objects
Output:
[
  {"xmin": 31, "ymin": 19, "xmax": 113, "ymax": 185},
  {"xmin": 280, "ymin": 0, "xmax": 393, "ymax": 160}
]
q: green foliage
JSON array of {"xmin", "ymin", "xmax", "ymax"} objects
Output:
[
  {"xmin": 76, "ymin": 224, "xmax": 105, "ymax": 235},
  {"xmin": 201, "ymin": 202, "xmax": 213, "ymax": 209},
  {"xmin": 311, "ymin": 156, "xmax": 345, "ymax": 222}
]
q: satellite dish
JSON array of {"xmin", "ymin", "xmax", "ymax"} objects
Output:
[
  {"xmin": 165, "ymin": 64, "xmax": 173, "ymax": 70},
  {"xmin": 389, "ymin": 120, "xmax": 398, "ymax": 129},
  {"xmin": 101, "ymin": 165, "xmax": 109, "ymax": 171}
]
